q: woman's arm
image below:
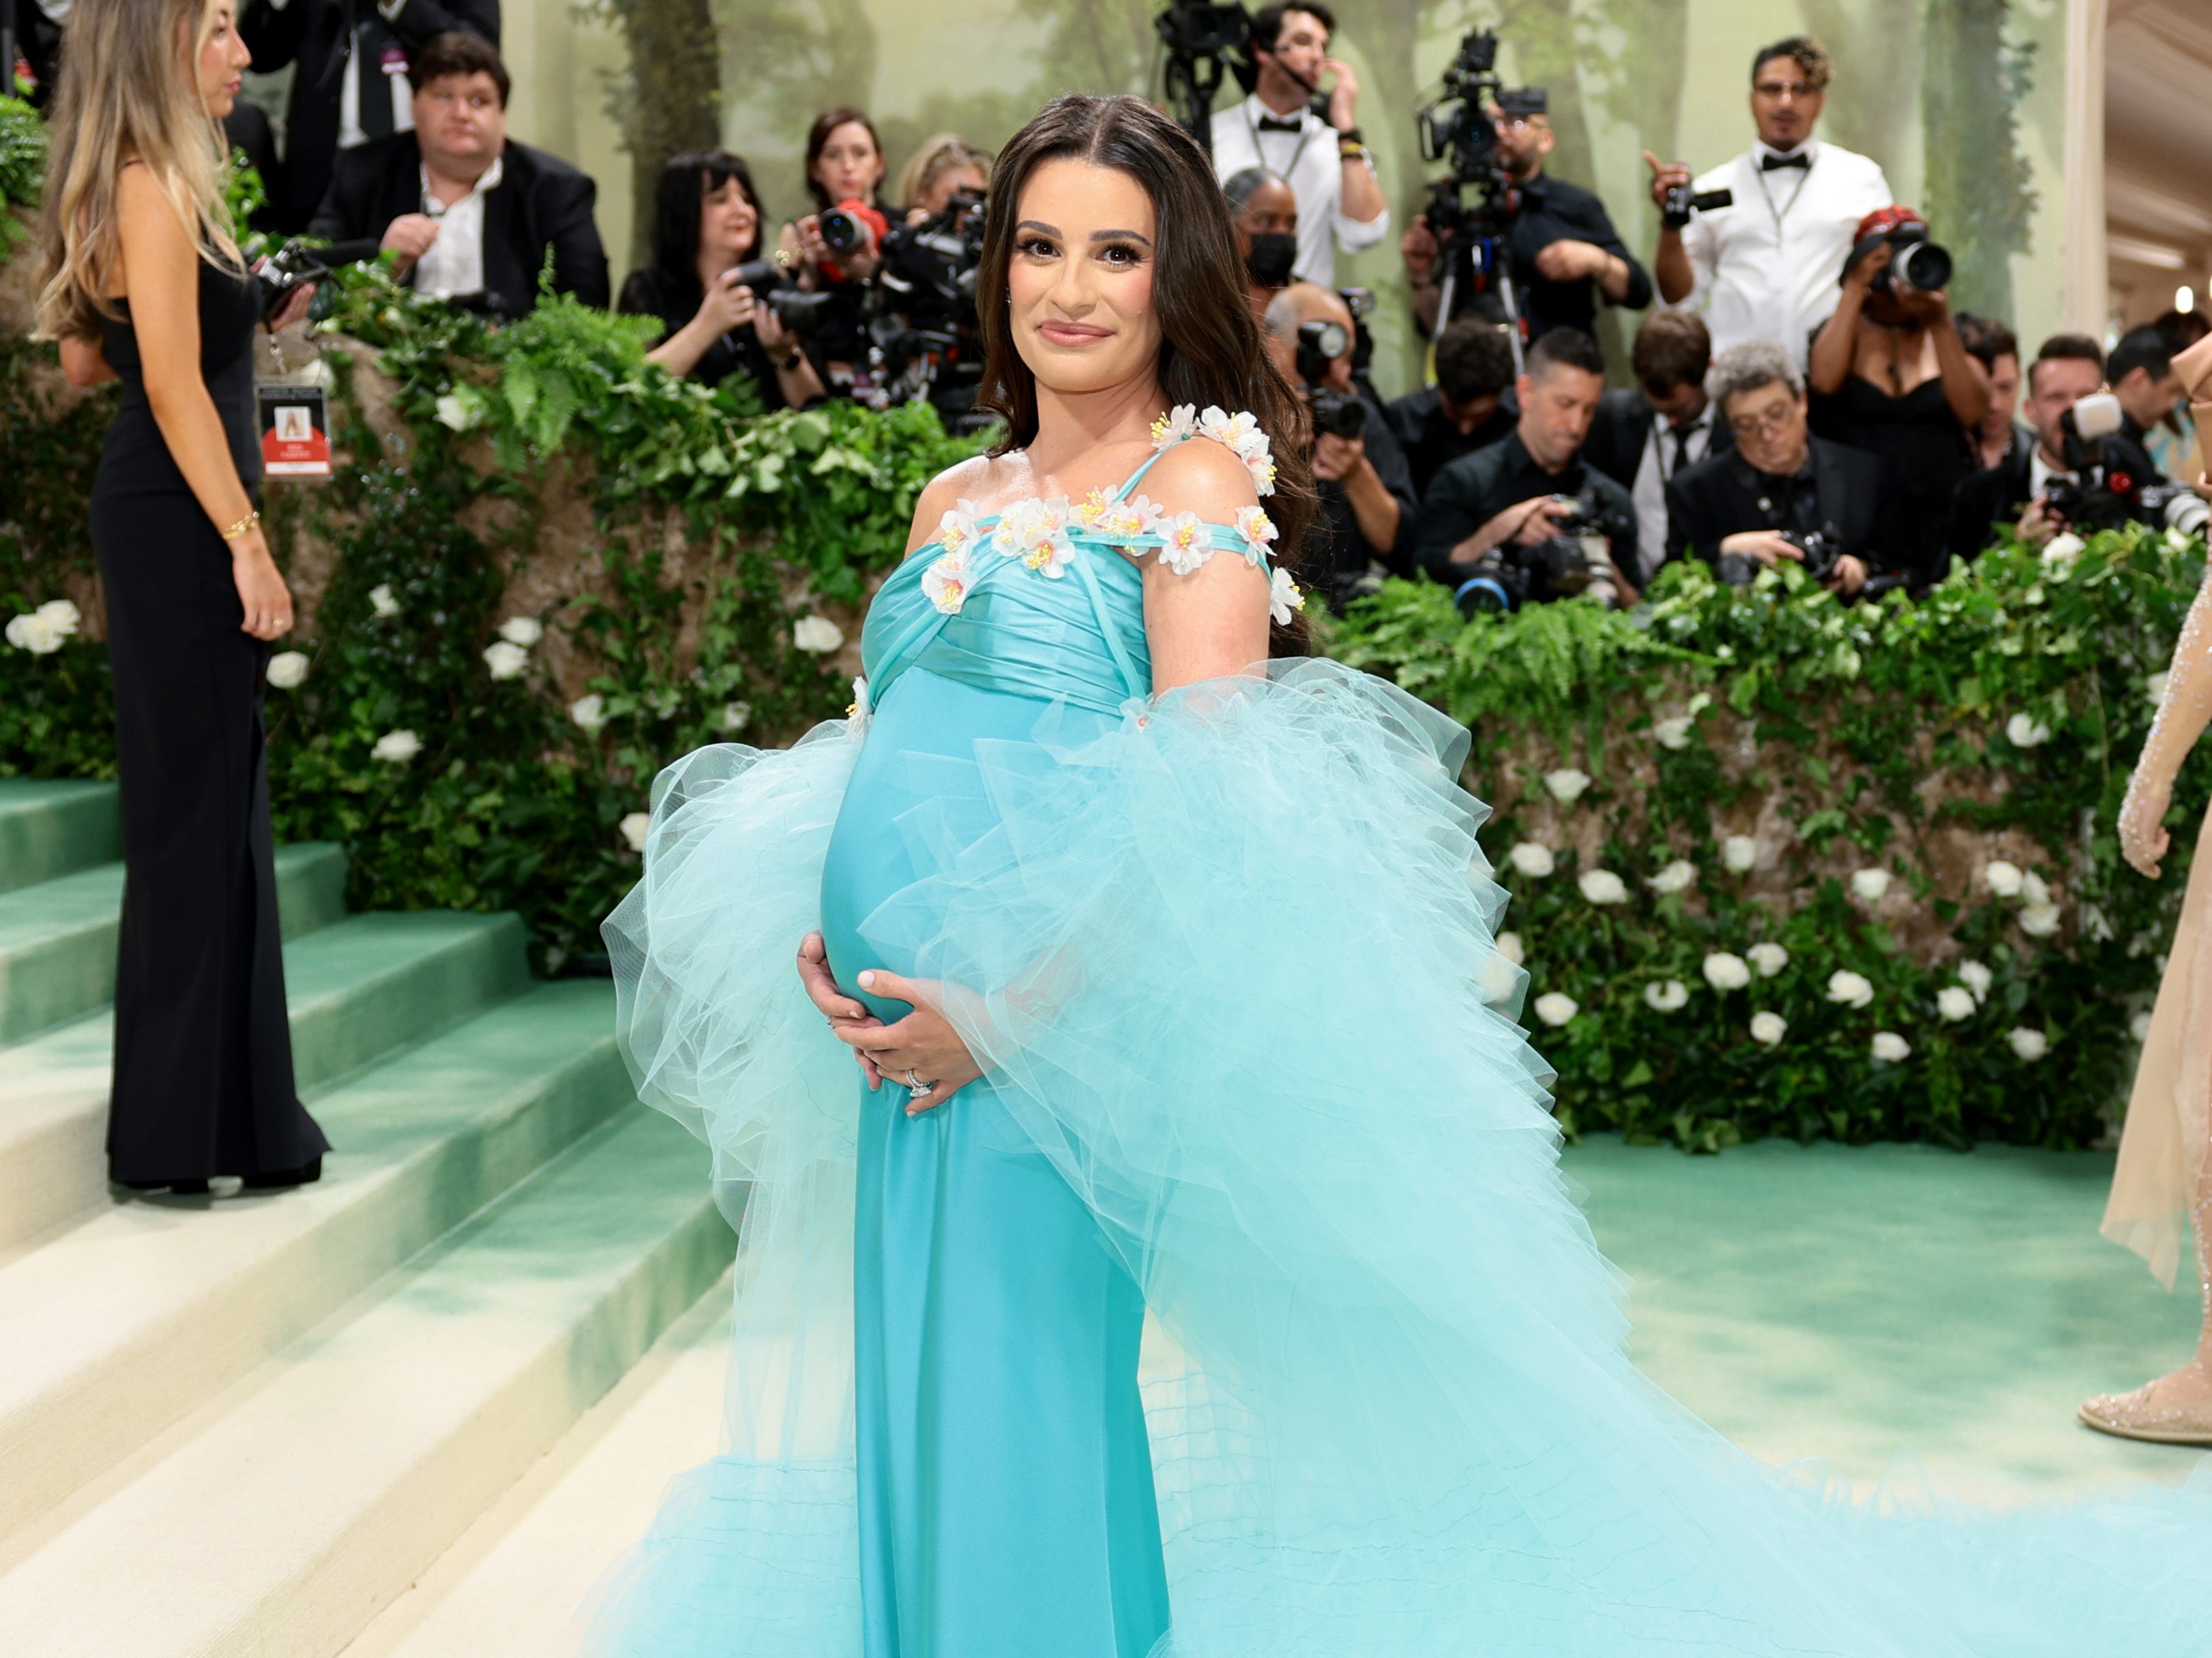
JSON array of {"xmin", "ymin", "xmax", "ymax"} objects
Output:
[
  {"xmin": 1139, "ymin": 439, "xmax": 1271, "ymax": 693},
  {"xmin": 2123, "ymin": 569, "xmax": 2212, "ymax": 878},
  {"xmin": 752, "ymin": 305, "xmax": 826, "ymax": 406},
  {"xmin": 1926, "ymin": 304, "xmax": 1989, "ymax": 430},
  {"xmin": 60, "ymin": 336, "xmax": 117, "ymax": 387}
]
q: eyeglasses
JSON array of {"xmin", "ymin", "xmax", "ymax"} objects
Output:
[
  {"xmin": 1728, "ymin": 404, "xmax": 1797, "ymax": 438},
  {"xmin": 1493, "ymin": 115, "xmax": 1548, "ymax": 133},
  {"xmin": 1752, "ymin": 80, "xmax": 1816, "ymax": 101}
]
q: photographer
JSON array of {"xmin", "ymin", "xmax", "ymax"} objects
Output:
[
  {"xmin": 1664, "ymin": 342, "xmax": 1891, "ymax": 597},
  {"xmin": 1265, "ymin": 284, "xmax": 1417, "ymax": 604},
  {"xmin": 2108, "ymin": 324, "xmax": 2185, "ymax": 475},
  {"xmin": 1400, "ymin": 88, "xmax": 1649, "ymax": 344},
  {"xmin": 1207, "ymin": 3, "xmax": 1387, "ymax": 288},
  {"xmin": 1956, "ymin": 312, "xmax": 2030, "ymax": 475},
  {"xmin": 1385, "ymin": 316, "xmax": 1515, "ymax": 499},
  {"xmin": 896, "ymin": 133, "xmax": 990, "ymax": 222},
  {"xmin": 778, "ymin": 107, "xmax": 891, "ymax": 287},
  {"xmin": 619, "ymin": 151, "xmax": 825, "ymax": 409},
  {"xmin": 1413, "ymin": 327, "xmax": 1638, "ymax": 601},
  {"xmin": 1582, "ymin": 309, "xmax": 1732, "ymax": 587},
  {"xmin": 1642, "ymin": 37, "xmax": 1891, "ymax": 360},
  {"xmin": 1224, "ymin": 166, "xmax": 1300, "ymax": 323},
  {"xmin": 1806, "ymin": 205, "xmax": 1984, "ymax": 587}
]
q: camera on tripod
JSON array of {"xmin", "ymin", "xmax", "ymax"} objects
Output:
[
  {"xmin": 1155, "ymin": 1, "xmax": 1256, "ymax": 152},
  {"xmin": 1413, "ymin": 29, "xmax": 1535, "ymax": 365},
  {"xmin": 1453, "ymin": 487, "xmax": 1630, "ymax": 615},
  {"xmin": 1293, "ymin": 319, "xmax": 1366, "ymax": 439}
]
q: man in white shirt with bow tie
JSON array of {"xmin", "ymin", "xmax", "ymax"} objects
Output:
[{"xmin": 1642, "ymin": 37, "xmax": 1891, "ymax": 364}]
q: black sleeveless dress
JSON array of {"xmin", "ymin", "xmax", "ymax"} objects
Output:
[
  {"xmin": 1808, "ymin": 368, "xmax": 1977, "ymax": 590},
  {"xmin": 89, "ymin": 261, "xmax": 329, "ymax": 1190}
]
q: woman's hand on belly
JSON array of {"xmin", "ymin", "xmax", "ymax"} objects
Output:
[
  {"xmin": 849, "ymin": 969, "xmax": 984, "ymax": 1116},
  {"xmin": 799, "ymin": 930, "xmax": 890, "ymax": 1091}
]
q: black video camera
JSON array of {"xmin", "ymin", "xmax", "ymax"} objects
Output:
[
  {"xmin": 872, "ymin": 188, "xmax": 992, "ymax": 430},
  {"xmin": 1454, "ymin": 486, "xmax": 1629, "ymax": 615},
  {"xmin": 255, "ymin": 237, "xmax": 381, "ymax": 323},
  {"xmin": 1156, "ymin": 1, "xmax": 1256, "ymax": 152},
  {"xmin": 1293, "ymin": 319, "xmax": 1366, "ymax": 439},
  {"xmin": 1660, "ymin": 183, "xmax": 1732, "ymax": 231},
  {"xmin": 1843, "ymin": 220, "xmax": 1952, "ymax": 295},
  {"xmin": 725, "ymin": 258, "xmax": 841, "ymax": 339}
]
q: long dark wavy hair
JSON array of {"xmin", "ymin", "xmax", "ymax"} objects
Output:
[
  {"xmin": 973, "ymin": 95, "xmax": 1320, "ymax": 653},
  {"xmin": 649, "ymin": 151, "xmax": 764, "ymax": 295}
]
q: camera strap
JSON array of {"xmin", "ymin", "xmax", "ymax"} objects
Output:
[
  {"xmin": 1749, "ymin": 149, "xmax": 1816, "ymax": 240},
  {"xmin": 1245, "ymin": 102, "xmax": 1320, "ymax": 186}
]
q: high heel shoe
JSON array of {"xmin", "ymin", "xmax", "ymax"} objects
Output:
[
  {"xmin": 2079, "ymin": 1372, "xmax": 2212, "ymax": 1446},
  {"xmin": 240, "ymin": 1156, "xmax": 322, "ymax": 1191}
]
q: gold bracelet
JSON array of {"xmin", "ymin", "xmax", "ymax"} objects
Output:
[{"xmin": 218, "ymin": 508, "xmax": 261, "ymax": 542}]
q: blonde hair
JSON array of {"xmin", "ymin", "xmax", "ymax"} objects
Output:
[
  {"xmin": 895, "ymin": 133, "xmax": 990, "ymax": 211},
  {"xmin": 34, "ymin": 0, "xmax": 243, "ymax": 341}
]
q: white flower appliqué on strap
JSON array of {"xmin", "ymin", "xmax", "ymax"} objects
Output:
[
  {"xmin": 935, "ymin": 499, "xmax": 984, "ymax": 557},
  {"xmin": 1150, "ymin": 402, "xmax": 1278, "ymax": 498},
  {"xmin": 921, "ymin": 544, "xmax": 975, "ymax": 613},
  {"xmin": 1233, "ymin": 503, "xmax": 1278, "ymax": 566},
  {"xmin": 1157, "ymin": 511, "xmax": 1215, "ymax": 576},
  {"xmin": 992, "ymin": 495, "xmax": 1076, "ymax": 579},
  {"xmin": 1268, "ymin": 565, "xmax": 1304, "ymax": 625}
]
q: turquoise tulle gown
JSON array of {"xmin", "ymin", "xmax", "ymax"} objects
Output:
[{"xmin": 591, "ymin": 409, "xmax": 2212, "ymax": 1657}]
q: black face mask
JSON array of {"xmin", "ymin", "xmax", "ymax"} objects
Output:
[{"xmin": 1243, "ymin": 232, "xmax": 1297, "ymax": 289}]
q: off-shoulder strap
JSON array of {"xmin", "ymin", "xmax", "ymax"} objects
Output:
[{"xmin": 1110, "ymin": 448, "xmax": 1172, "ymax": 503}]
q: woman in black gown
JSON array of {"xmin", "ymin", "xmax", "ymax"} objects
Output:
[{"xmin": 37, "ymin": 0, "xmax": 327, "ymax": 1194}]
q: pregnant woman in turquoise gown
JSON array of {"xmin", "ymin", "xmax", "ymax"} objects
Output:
[{"xmin": 593, "ymin": 95, "xmax": 2212, "ymax": 1658}]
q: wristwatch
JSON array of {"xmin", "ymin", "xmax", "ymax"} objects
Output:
[{"xmin": 778, "ymin": 347, "xmax": 805, "ymax": 374}]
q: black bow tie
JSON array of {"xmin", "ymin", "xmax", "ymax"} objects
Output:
[
  {"xmin": 1760, "ymin": 151, "xmax": 1810, "ymax": 172},
  {"xmin": 1255, "ymin": 115, "xmax": 1306, "ymax": 134}
]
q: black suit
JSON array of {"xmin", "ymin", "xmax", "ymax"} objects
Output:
[
  {"xmin": 311, "ymin": 133, "xmax": 609, "ymax": 318},
  {"xmin": 6, "ymin": 0, "xmax": 63, "ymax": 108},
  {"xmin": 241, "ymin": 0, "xmax": 499, "ymax": 232},
  {"xmin": 1580, "ymin": 387, "xmax": 1735, "ymax": 494},
  {"xmin": 1947, "ymin": 427, "xmax": 2035, "ymax": 563},
  {"xmin": 1664, "ymin": 439, "xmax": 1896, "ymax": 575}
]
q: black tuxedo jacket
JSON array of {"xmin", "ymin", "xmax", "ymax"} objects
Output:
[
  {"xmin": 1947, "ymin": 426, "xmax": 2035, "ymax": 562},
  {"xmin": 310, "ymin": 133, "xmax": 609, "ymax": 317},
  {"xmin": 1580, "ymin": 387, "xmax": 1735, "ymax": 494},
  {"xmin": 1663, "ymin": 438, "xmax": 1893, "ymax": 572},
  {"xmin": 241, "ymin": 0, "xmax": 500, "ymax": 232}
]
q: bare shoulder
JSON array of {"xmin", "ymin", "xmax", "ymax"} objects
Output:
[
  {"xmin": 1140, "ymin": 435, "xmax": 1260, "ymax": 522},
  {"xmin": 906, "ymin": 452, "xmax": 1001, "ymax": 552}
]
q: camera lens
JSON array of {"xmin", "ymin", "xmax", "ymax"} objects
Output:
[
  {"xmin": 821, "ymin": 209, "xmax": 862, "ymax": 256},
  {"xmin": 728, "ymin": 258, "xmax": 782, "ymax": 295},
  {"xmin": 1891, "ymin": 239, "xmax": 1952, "ymax": 293},
  {"xmin": 1454, "ymin": 576, "xmax": 1515, "ymax": 617}
]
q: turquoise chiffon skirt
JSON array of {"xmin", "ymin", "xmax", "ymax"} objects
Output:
[{"xmin": 591, "ymin": 657, "xmax": 2212, "ymax": 1657}]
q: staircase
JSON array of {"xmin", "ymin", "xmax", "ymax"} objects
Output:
[{"xmin": 0, "ymin": 781, "xmax": 738, "ymax": 1657}]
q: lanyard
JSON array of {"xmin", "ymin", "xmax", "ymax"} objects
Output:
[
  {"xmin": 1245, "ymin": 102, "xmax": 1318, "ymax": 186},
  {"xmin": 1749, "ymin": 149, "xmax": 1816, "ymax": 242}
]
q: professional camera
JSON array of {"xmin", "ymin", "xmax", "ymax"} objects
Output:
[
  {"xmin": 1293, "ymin": 318, "xmax": 1367, "ymax": 439},
  {"xmin": 254, "ymin": 237, "xmax": 383, "ymax": 323},
  {"xmin": 1413, "ymin": 30, "xmax": 1537, "ymax": 365},
  {"xmin": 1453, "ymin": 486, "xmax": 1630, "ymax": 615},
  {"xmin": 725, "ymin": 257, "xmax": 842, "ymax": 338},
  {"xmin": 871, "ymin": 187, "xmax": 992, "ymax": 431},
  {"xmin": 2041, "ymin": 391, "xmax": 2212, "ymax": 537},
  {"xmin": 1660, "ymin": 183, "xmax": 1733, "ymax": 231},
  {"xmin": 1155, "ymin": 1, "xmax": 1256, "ymax": 153},
  {"xmin": 1843, "ymin": 220, "xmax": 1953, "ymax": 295}
]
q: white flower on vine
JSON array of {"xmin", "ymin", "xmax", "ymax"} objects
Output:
[
  {"xmin": 1850, "ymin": 868, "xmax": 1891, "ymax": 903},
  {"xmin": 619, "ymin": 811, "xmax": 651, "ymax": 853},
  {"xmin": 498, "ymin": 616, "xmax": 544, "ymax": 647},
  {"xmin": 1748, "ymin": 942, "xmax": 1789, "ymax": 978},
  {"xmin": 1157, "ymin": 511, "xmax": 1215, "ymax": 576},
  {"xmin": 1653, "ymin": 715, "xmax": 1694, "ymax": 750},
  {"xmin": 936, "ymin": 499, "xmax": 984, "ymax": 556},
  {"xmin": 372, "ymin": 728, "xmax": 422, "ymax": 763},
  {"xmin": 1648, "ymin": 859, "xmax": 1696, "ymax": 895},
  {"xmin": 1750, "ymin": 1011, "xmax": 1787, "ymax": 1046},
  {"xmin": 2006, "ymin": 712, "xmax": 2052, "ymax": 748},
  {"xmin": 569, "ymin": 694, "xmax": 608, "ymax": 734},
  {"xmin": 1578, "ymin": 869, "xmax": 1628, "ymax": 905},
  {"xmin": 921, "ymin": 546, "xmax": 976, "ymax": 614},
  {"xmin": 2020, "ymin": 870, "xmax": 2050, "ymax": 907},
  {"xmin": 1507, "ymin": 842, "xmax": 1554, "ymax": 878},
  {"xmin": 1827, "ymin": 970, "xmax": 1875, "ymax": 1009},
  {"xmin": 721, "ymin": 700, "xmax": 752, "ymax": 733},
  {"xmin": 1644, "ymin": 979, "xmax": 1689, "ymax": 1012},
  {"xmin": 1702, "ymin": 952, "xmax": 1751, "ymax": 991},
  {"xmin": 2007, "ymin": 1026, "xmax": 2050, "ymax": 1061},
  {"xmin": 2039, "ymin": 531, "xmax": 2084, "ymax": 569},
  {"xmin": 33, "ymin": 599, "xmax": 80, "ymax": 636},
  {"xmin": 1956, "ymin": 960, "xmax": 1992, "ymax": 1003},
  {"xmin": 368, "ymin": 583, "xmax": 401, "ymax": 619},
  {"xmin": 1544, "ymin": 767, "xmax": 1592, "ymax": 803},
  {"xmin": 434, "ymin": 391, "xmax": 480, "ymax": 432},
  {"xmin": 2148, "ymin": 671, "xmax": 2172, "ymax": 705},
  {"xmin": 1532, "ymin": 991, "xmax": 1578, "ymax": 1028},
  {"xmin": 1234, "ymin": 504, "xmax": 1279, "ymax": 565},
  {"xmin": 1268, "ymin": 565, "xmax": 1305, "ymax": 626},
  {"xmin": 1935, "ymin": 986, "xmax": 1977, "ymax": 1022},
  {"xmin": 1981, "ymin": 859, "xmax": 2024, "ymax": 898},
  {"xmin": 5, "ymin": 613, "xmax": 63, "ymax": 654},
  {"xmin": 1495, "ymin": 930, "xmax": 1524, "ymax": 965},
  {"xmin": 1723, "ymin": 834, "xmax": 1760, "ymax": 874},
  {"xmin": 2018, "ymin": 902, "xmax": 2062, "ymax": 938},
  {"xmin": 793, "ymin": 615, "xmax": 845, "ymax": 653},
  {"xmin": 1870, "ymin": 1031, "xmax": 1911, "ymax": 1063},
  {"xmin": 482, "ymin": 640, "xmax": 529, "ymax": 680},
  {"xmin": 265, "ymin": 650, "xmax": 309, "ymax": 690},
  {"xmin": 1150, "ymin": 404, "xmax": 1200, "ymax": 449}
]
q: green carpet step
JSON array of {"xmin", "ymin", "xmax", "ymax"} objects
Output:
[
  {"xmin": 0, "ymin": 1105, "xmax": 733, "ymax": 1658},
  {"xmin": 346, "ymin": 1280, "xmax": 731, "ymax": 1658},
  {"xmin": 0, "ymin": 842, "xmax": 347, "ymax": 1048},
  {"xmin": 0, "ymin": 781, "xmax": 119, "ymax": 895},
  {"xmin": 0, "ymin": 981, "xmax": 634, "ymax": 1548},
  {"xmin": 0, "ymin": 908, "xmax": 531, "ymax": 1253}
]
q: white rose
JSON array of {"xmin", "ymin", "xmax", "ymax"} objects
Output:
[
  {"xmin": 2147, "ymin": 671, "xmax": 2172, "ymax": 705},
  {"xmin": 265, "ymin": 649, "xmax": 310, "ymax": 690},
  {"xmin": 1749, "ymin": 1011, "xmax": 1788, "ymax": 1046},
  {"xmin": 1956, "ymin": 960, "xmax": 1992, "ymax": 1003},
  {"xmin": 1827, "ymin": 970, "xmax": 1875, "ymax": 1009},
  {"xmin": 1643, "ymin": 979, "xmax": 1689, "ymax": 1012},
  {"xmin": 2006, "ymin": 1026, "xmax": 2049, "ymax": 1062},
  {"xmin": 1981, "ymin": 859, "xmax": 2024, "ymax": 898},
  {"xmin": 1495, "ymin": 930, "xmax": 1524, "ymax": 966},
  {"xmin": 619, "ymin": 811, "xmax": 651, "ymax": 853},
  {"xmin": 368, "ymin": 582, "xmax": 401, "ymax": 619},
  {"xmin": 2018, "ymin": 902, "xmax": 2061, "ymax": 938},
  {"xmin": 5, "ymin": 613, "xmax": 61, "ymax": 654},
  {"xmin": 720, "ymin": 700, "xmax": 752, "ymax": 733},
  {"xmin": 1544, "ymin": 767, "xmax": 1592, "ymax": 803},
  {"xmin": 1532, "ymin": 992, "xmax": 1578, "ymax": 1028},
  {"xmin": 1935, "ymin": 986, "xmax": 1976, "ymax": 1022},
  {"xmin": 2020, "ymin": 870, "xmax": 2051, "ymax": 908},
  {"xmin": 1479, "ymin": 953, "xmax": 1521, "ymax": 1005},
  {"xmin": 2039, "ymin": 531, "xmax": 2084, "ymax": 569},
  {"xmin": 1722, "ymin": 835, "xmax": 1759, "ymax": 874},
  {"xmin": 1702, "ymin": 952, "xmax": 1751, "ymax": 991},
  {"xmin": 2132, "ymin": 1011, "xmax": 2155, "ymax": 1043},
  {"xmin": 2006, "ymin": 713, "xmax": 2052, "ymax": 748},
  {"xmin": 371, "ymin": 728, "xmax": 422, "ymax": 763},
  {"xmin": 793, "ymin": 615, "xmax": 845, "ymax": 653},
  {"xmin": 1653, "ymin": 715, "xmax": 1693, "ymax": 751},
  {"xmin": 33, "ymin": 599, "xmax": 80, "ymax": 636},
  {"xmin": 1648, "ymin": 859, "xmax": 1697, "ymax": 895},
  {"xmin": 1870, "ymin": 1031, "xmax": 1911, "ymax": 1063},
  {"xmin": 1578, "ymin": 869, "xmax": 1629, "ymax": 906},
  {"xmin": 497, "ymin": 616, "xmax": 544, "ymax": 647},
  {"xmin": 482, "ymin": 639, "xmax": 530, "ymax": 680},
  {"xmin": 1850, "ymin": 868, "xmax": 1891, "ymax": 903},
  {"xmin": 1507, "ymin": 842, "xmax": 1555, "ymax": 878},
  {"xmin": 568, "ymin": 694, "xmax": 609, "ymax": 734},
  {"xmin": 1748, "ymin": 942, "xmax": 1789, "ymax": 978}
]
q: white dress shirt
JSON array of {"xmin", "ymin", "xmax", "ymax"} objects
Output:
[
  {"xmin": 2029, "ymin": 445, "xmax": 2073, "ymax": 500},
  {"xmin": 258, "ymin": 0, "xmax": 417, "ymax": 148},
  {"xmin": 412, "ymin": 156, "xmax": 503, "ymax": 300},
  {"xmin": 1632, "ymin": 406, "xmax": 1717, "ymax": 583},
  {"xmin": 1209, "ymin": 93, "xmax": 1388, "ymax": 289},
  {"xmin": 1678, "ymin": 138, "xmax": 1891, "ymax": 363}
]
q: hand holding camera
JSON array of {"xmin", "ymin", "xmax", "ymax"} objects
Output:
[
  {"xmin": 696, "ymin": 267, "xmax": 761, "ymax": 337},
  {"xmin": 798, "ymin": 199, "xmax": 886, "ymax": 284}
]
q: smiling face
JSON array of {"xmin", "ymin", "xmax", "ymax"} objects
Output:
[
  {"xmin": 699, "ymin": 175, "xmax": 760, "ymax": 262},
  {"xmin": 813, "ymin": 121, "xmax": 885, "ymax": 205},
  {"xmin": 194, "ymin": 0, "xmax": 250, "ymax": 119},
  {"xmin": 1006, "ymin": 157, "xmax": 1162, "ymax": 399}
]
